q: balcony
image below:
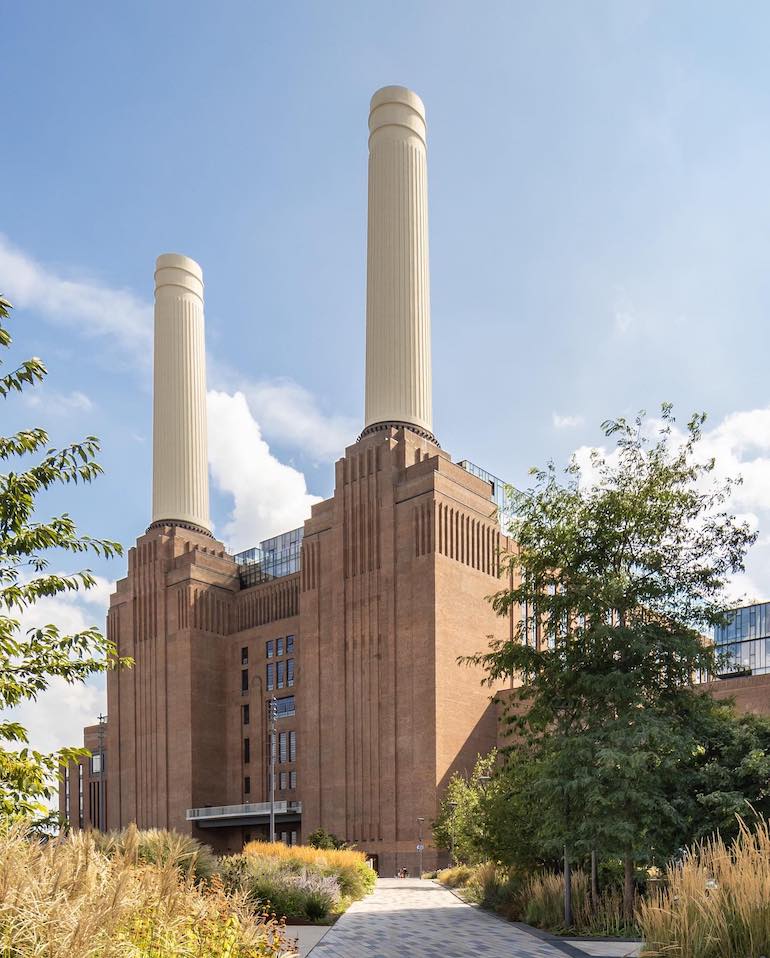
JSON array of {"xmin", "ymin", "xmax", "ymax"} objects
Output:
[{"xmin": 186, "ymin": 800, "xmax": 302, "ymax": 828}]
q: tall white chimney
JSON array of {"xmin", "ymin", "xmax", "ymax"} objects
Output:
[
  {"xmin": 150, "ymin": 253, "xmax": 211, "ymax": 534},
  {"xmin": 363, "ymin": 86, "xmax": 435, "ymax": 441}
]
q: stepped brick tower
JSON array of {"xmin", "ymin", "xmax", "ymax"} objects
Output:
[{"xmin": 64, "ymin": 87, "xmax": 514, "ymax": 875}]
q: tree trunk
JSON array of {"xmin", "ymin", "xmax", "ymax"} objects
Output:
[
  {"xmin": 564, "ymin": 845, "xmax": 573, "ymax": 928},
  {"xmin": 623, "ymin": 850, "xmax": 635, "ymax": 923},
  {"xmin": 591, "ymin": 849, "xmax": 599, "ymax": 910}
]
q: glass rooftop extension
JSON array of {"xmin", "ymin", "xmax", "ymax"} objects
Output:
[
  {"xmin": 458, "ymin": 460, "xmax": 513, "ymax": 531},
  {"xmin": 714, "ymin": 601, "xmax": 770, "ymax": 677},
  {"xmin": 233, "ymin": 527, "xmax": 303, "ymax": 589}
]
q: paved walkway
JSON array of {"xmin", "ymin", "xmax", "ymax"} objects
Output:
[{"xmin": 307, "ymin": 878, "xmax": 610, "ymax": 958}]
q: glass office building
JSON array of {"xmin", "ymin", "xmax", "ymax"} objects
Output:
[
  {"xmin": 714, "ymin": 602, "xmax": 770, "ymax": 677},
  {"xmin": 234, "ymin": 527, "xmax": 304, "ymax": 588}
]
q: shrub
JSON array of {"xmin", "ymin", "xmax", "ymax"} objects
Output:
[
  {"xmin": 0, "ymin": 825, "xmax": 295, "ymax": 957},
  {"xmin": 306, "ymin": 828, "xmax": 345, "ymax": 850},
  {"xmin": 243, "ymin": 841, "xmax": 376, "ymax": 901},
  {"xmin": 637, "ymin": 817, "xmax": 770, "ymax": 958},
  {"xmin": 93, "ymin": 823, "xmax": 218, "ymax": 881},
  {"xmin": 221, "ymin": 854, "xmax": 343, "ymax": 922},
  {"xmin": 437, "ymin": 864, "xmax": 476, "ymax": 888}
]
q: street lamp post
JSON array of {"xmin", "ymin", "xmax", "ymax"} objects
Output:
[
  {"xmin": 417, "ymin": 817, "xmax": 425, "ymax": 879},
  {"xmin": 268, "ymin": 697, "xmax": 277, "ymax": 842},
  {"xmin": 97, "ymin": 712, "xmax": 107, "ymax": 831}
]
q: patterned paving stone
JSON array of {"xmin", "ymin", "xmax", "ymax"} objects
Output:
[{"xmin": 309, "ymin": 878, "xmax": 576, "ymax": 958}]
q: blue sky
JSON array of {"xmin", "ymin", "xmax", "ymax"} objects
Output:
[{"xmin": 3, "ymin": 1, "xmax": 770, "ymax": 753}]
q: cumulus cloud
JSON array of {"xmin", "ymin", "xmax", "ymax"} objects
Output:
[
  {"xmin": 552, "ymin": 412, "xmax": 585, "ymax": 430},
  {"xmin": 207, "ymin": 390, "xmax": 321, "ymax": 551},
  {"xmin": 0, "ymin": 234, "xmax": 152, "ymax": 364},
  {"xmin": 241, "ymin": 379, "xmax": 356, "ymax": 462}
]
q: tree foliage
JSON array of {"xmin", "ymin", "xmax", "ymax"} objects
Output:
[
  {"xmin": 0, "ymin": 294, "xmax": 127, "ymax": 818},
  {"xmin": 467, "ymin": 406, "xmax": 757, "ymax": 916}
]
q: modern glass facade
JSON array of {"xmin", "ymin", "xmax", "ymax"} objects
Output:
[
  {"xmin": 714, "ymin": 602, "xmax": 770, "ymax": 677},
  {"xmin": 234, "ymin": 527, "xmax": 304, "ymax": 588},
  {"xmin": 457, "ymin": 459, "xmax": 513, "ymax": 530}
]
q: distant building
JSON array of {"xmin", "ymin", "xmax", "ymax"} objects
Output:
[{"xmin": 705, "ymin": 602, "xmax": 770, "ymax": 714}]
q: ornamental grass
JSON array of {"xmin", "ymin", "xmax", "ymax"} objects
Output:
[
  {"xmin": 242, "ymin": 841, "xmax": 376, "ymax": 902},
  {"xmin": 638, "ymin": 817, "xmax": 770, "ymax": 958},
  {"xmin": 0, "ymin": 824, "xmax": 296, "ymax": 958}
]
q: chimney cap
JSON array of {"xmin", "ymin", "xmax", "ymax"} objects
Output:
[
  {"xmin": 370, "ymin": 85, "xmax": 425, "ymax": 117},
  {"xmin": 155, "ymin": 253, "xmax": 203, "ymax": 281}
]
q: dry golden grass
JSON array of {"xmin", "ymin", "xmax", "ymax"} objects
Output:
[
  {"xmin": 638, "ymin": 817, "xmax": 770, "ymax": 957},
  {"xmin": 242, "ymin": 840, "xmax": 366, "ymax": 871},
  {"xmin": 0, "ymin": 824, "xmax": 297, "ymax": 957}
]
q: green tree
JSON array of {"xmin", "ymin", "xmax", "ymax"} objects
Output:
[
  {"xmin": 306, "ymin": 827, "xmax": 347, "ymax": 850},
  {"xmin": 433, "ymin": 751, "xmax": 498, "ymax": 865},
  {"xmin": 468, "ymin": 406, "xmax": 755, "ymax": 920},
  {"xmin": 0, "ymin": 294, "xmax": 126, "ymax": 819}
]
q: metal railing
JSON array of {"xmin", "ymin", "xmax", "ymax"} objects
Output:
[{"xmin": 186, "ymin": 800, "xmax": 302, "ymax": 821}]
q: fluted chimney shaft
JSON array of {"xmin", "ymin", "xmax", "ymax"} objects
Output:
[
  {"xmin": 151, "ymin": 253, "xmax": 211, "ymax": 534},
  {"xmin": 363, "ymin": 86, "xmax": 434, "ymax": 440}
]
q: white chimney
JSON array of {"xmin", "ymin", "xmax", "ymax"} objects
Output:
[
  {"xmin": 363, "ymin": 86, "xmax": 435, "ymax": 441},
  {"xmin": 150, "ymin": 253, "xmax": 211, "ymax": 534}
]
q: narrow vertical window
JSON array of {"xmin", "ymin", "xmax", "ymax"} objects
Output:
[
  {"xmin": 277, "ymin": 637, "xmax": 284, "ymax": 657},
  {"xmin": 241, "ymin": 669, "xmax": 249, "ymax": 693},
  {"xmin": 244, "ymin": 776, "xmax": 251, "ymax": 794},
  {"xmin": 266, "ymin": 663, "xmax": 274, "ymax": 691},
  {"xmin": 279, "ymin": 731, "xmax": 288, "ymax": 763},
  {"xmin": 287, "ymin": 658, "xmax": 295, "ymax": 687},
  {"xmin": 266, "ymin": 640, "xmax": 274, "ymax": 658},
  {"xmin": 241, "ymin": 646, "xmax": 248, "ymax": 665},
  {"xmin": 243, "ymin": 738, "xmax": 250, "ymax": 763},
  {"xmin": 289, "ymin": 730, "xmax": 296, "ymax": 762},
  {"xmin": 242, "ymin": 704, "xmax": 250, "ymax": 725},
  {"xmin": 290, "ymin": 770, "xmax": 297, "ymax": 790},
  {"xmin": 277, "ymin": 660, "xmax": 285, "ymax": 689},
  {"xmin": 286, "ymin": 635, "xmax": 295, "ymax": 654}
]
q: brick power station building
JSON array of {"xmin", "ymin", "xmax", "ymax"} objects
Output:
[
  {"xmin": 60, "ymin": 86, "xmax": 770, "ymax": 871},
  {"xmin": 60, "ymin": 86, "xmax": 515, "ymax": 873}
]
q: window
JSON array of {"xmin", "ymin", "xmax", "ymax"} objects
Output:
[
  {"xmin": 242, "ymin": 704, "xmax": 250, "ymax": 725},
  {"xmin": 243, "ymin": 738, "xmax": 250, "ymax": 763},
  {"xmin": 244, "ymin": 831, "xmax": 252, "ymax": 845},
  {"xmin": 286, "ymin": 635, "xmax": 295, "ymax": 654},
  {"xmin": 287, "ymin": 658, "xmax": 295, "ymax": 687},
  {"xmin": 276, "ymin": 696, "xmax": 295, "ymax": 719},
  {"xmin": 291, "ymin": 830, "xmax": 298, "ymax": 846},
  {"xmin": 277, "ymin": 637, "xmax": 284, "ymax": 657},
  {"xmin": 281, "ymin": 831, "xmax": 288, "ymax": 844},
  {"xmin": 244, "ymin": 776, "xmax": 251, "ymax": 795},
  {"xmin": 277, "ymin": 660, "xmax": 285, "ymax": 689},
  {"xmin": 280, "ymin": 771, "xmax": 288, "ymax": 790},
  {"xmin": 279, "ymin": 731, "xmax": 288, "ymax": 763},
  {"xmin": 266, "ymin": 640, "xmax": 274, "ymax": 658},
  {"xmin": 290, "ymin": 770, "xmax": 297, "ymax": 790},
  {"xmin": 241, "ymin": 646, "xmax": 248, "ymax": 665},
  {"xmin": 90, "ymin": 752, "xmax": 103, "ymax": 774},
  {"xmin": 241, "ymin": 669, "xmax": 249, "ymax": 693},
  {"xmin": 266, "ymin": 663, "xmax": 275, "ymax": 691},
  {"xmin": 289, "ymin": 730, "xmax": 296, "ymax": 762}
]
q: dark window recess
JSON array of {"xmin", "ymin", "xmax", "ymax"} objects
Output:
[
  {"xmin": 241, "ymin": 669, "xmax": 249, "ymax": 693},
  {"xmin": 243, "ymin": 738, "xmax": 250, "ymax": 763},
  {"xmin": 241, "ymin": 646, "xmax": 248, "ymax": 665},
  {"xmin": 266, "ymin": 662, "xmax": 275, "ymax": 691},
  {"xmin": 244, "ymin": 776, "xmax": 251, "ymax": 794},
  {"xmin": 266, "ymin": 640, "xmax": 274, "ymax": 659},
  {"xmin": 287, "ymin": 658, "xmax": 295, "ymax": 687},
  {"xmin": 242, "ymin": 704, "xmax": 250, "ymax": 725},
  {"xmin": 277, "ymin": 660, "xmax": 285, "ymax": 689},
  {"xmin": 286, "ymin": 635, "xmax": 295, "ymax": 654},
  {"xmin": 277, "ymin": 637, "xmax": 284, "ymax": 657}
]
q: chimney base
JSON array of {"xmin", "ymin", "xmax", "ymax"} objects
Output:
[{"xmin": 358, "ymin": 420, "xmax": 440, "ymax": 446}]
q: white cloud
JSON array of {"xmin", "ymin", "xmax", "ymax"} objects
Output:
[
  {"xmin": 552, "ymin": 412, "xmax": 585, "ymax": 430},
  {"xmin": 207, "ymin": 390, "xmax": 321, "ymax": 551},
  {"xmin": 22, "ymin": 388, "xmax": 94, "ymax": 414},
  {"xmin": 242, "ymin": 379, "xmax": 355, "ymax": 462},
  {"xmin": 0, "ymin": 233, "xmax": 152, "ymax": 364}
]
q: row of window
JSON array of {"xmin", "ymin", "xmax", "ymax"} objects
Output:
[
  {"xmin": 267, "ymin": 635, "xmax": 294, "ymax": 659},
  {"xmin": 240, "ymin": 636, "xmax": 295, "ymax": 667},
  {"xmin": 267, "ymin": 659, "xmax": 294, "ymax": 690},
  {"xmin": 243, "ymin": 770, "xmax": 297, "ymax": 794},
  {"xmin": 244, "ymin": 730, "xmax": 297, "ymax": 765}
]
